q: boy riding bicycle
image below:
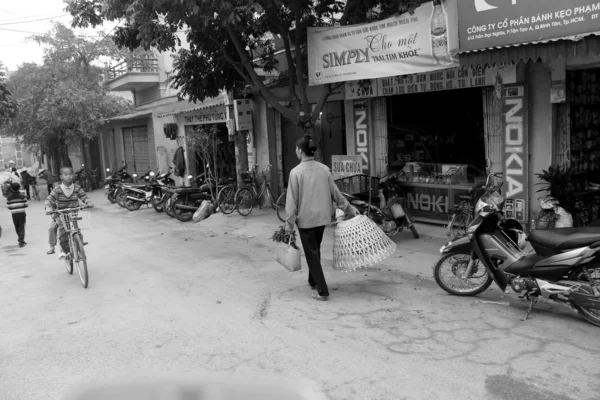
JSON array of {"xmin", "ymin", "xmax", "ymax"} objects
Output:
[{"xmin": 45, "ymin": 167, "xmax": 94, "ymax": 259}]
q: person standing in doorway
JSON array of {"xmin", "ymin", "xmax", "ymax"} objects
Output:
[
  {"xmin": 6, "ymin": 182, "xmax": 28, "ymax": 247},
  {"xmin": 285, "ymin": 134, "xmax": 358, "ymax": 301}
]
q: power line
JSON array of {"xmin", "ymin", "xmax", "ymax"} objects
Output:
[
  {"xmin": 0, "ymin": 13, "xmax": 66, "ymax": 23},
  {"xmin": 0, "ymin": 26, "xmax": 111, "ymax": 38},
  {"xmin": 0, "ymin": 14, "xmax": 70, "ymax": 26}
]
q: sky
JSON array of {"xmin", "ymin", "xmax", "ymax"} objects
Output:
[{"xmin": 0, "ymin": 0, "xmax": 119, "ymax": 70}]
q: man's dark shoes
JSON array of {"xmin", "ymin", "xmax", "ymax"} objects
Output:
[
  {"xmin": 311, "ymin": 291, "xmax": 328, "ymax": 301},
  {"xmin": 18, "ymin": 242, "xmax": 26, "ymax": 248}
]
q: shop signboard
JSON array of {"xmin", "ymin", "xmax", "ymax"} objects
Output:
[
  {"xmin": 458, "ymin": 0, "xmax": 600, "ymax": 53},
  {"xmin": 503, "ymin": 85, "xmax": 528, "ymax": 223},
  {"xmin": 403, "ymin": 185, "xmax": 451, "ymax": 221},
  {"xmin": 354, "ymin": 101, "xmax": 370, "ymax": 174},
  {"xmin": 307, "ymin": 0, "xmax": 459, "ymax": 86},
  {"xmin": 345, "ymin": 79, "xmax": 380, "ymax": 99},
  {"xmin": 182, "ymin": 105, "xmax": 228, "ymax": 125},
  {"xmin": 331, "ymin": 155, "xmax": 362, "ymax": 179},
  {"xmin": 378, "ymin": 65, "xmax": 516, "ymax": 96}
]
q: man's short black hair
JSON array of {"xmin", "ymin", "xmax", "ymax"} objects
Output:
[{"xmin": 60, "ymin": 167, "xmax": 74, "ymax": 175}]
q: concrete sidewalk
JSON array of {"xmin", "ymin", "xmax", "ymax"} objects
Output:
[{"xmin": 87, "ymin": 189, "xmax": 448, "ymax": 279}]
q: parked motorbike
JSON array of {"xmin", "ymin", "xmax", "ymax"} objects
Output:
[
  {"xmin": 170, "ymin": 174, "xmax": 218, "ymax": 222},
  {"xmin": 123, "ymin": 170, "xmax": 167, "ymax": 211},
  {"xmin": 149, "ymin": 171, "xmax": 176, "ymax": 213},
  {"xmin": 104, "ymin": 163, "xmax": 133, "ymax": 204},
  {"xmin": 116, "ymin": 170, "xmax": 154, "ymax": 209},
  {"xmin": 434, "ymin": 172, "xmax": 600, "ymax": 327},
  {"xmin": 340, "ymin": 172, "xmax": 419, "ymax": 238}
]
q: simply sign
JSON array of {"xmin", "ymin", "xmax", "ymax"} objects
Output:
[
  {"xmin": 503, "ymin": 85, "xmax": 528, "ymax": 223},
  {"xmin": 331, "ymin": 155, "xmax": 362, "ymax": 179},
  {"xmin": 354, "ymin": 101, "xmax": 370, "ymax": 174}
]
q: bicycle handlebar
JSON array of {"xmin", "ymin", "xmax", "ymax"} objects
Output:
[{"xmin": 46, "ymin": 206, "xmax": 91, "ymax": 215}]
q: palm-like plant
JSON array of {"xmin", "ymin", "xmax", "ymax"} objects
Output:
[{"xmin": 535, "ymin": 165, "xmax": 576, "ymax": 213}]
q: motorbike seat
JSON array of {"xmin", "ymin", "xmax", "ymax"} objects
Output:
[
  {"xmin": 528, "ymin": 228, "xmax": 600, "ymax": 251},
  {"xmin": 125, "ymin": 184, "xmax": 147, "ymax": 189},
  {"xmin": 174, "ymin": 187, "xmax": 205, "ymax": 194},
  {"xmin": 505, "ymin": 254, "xmax": 546, "ymax": 274},
  {"xmin": 458, "ymin": 195, "xmax": 472, "ymax": 201}
]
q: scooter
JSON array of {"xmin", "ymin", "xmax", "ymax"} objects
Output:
[
  {"xmin": 116, "ymin": 170, "xmax": 154, "ymax": 209},
  {"xmin": 149, "ymin": 170, "xmax": 176, "ymax": 213},
  {"xmin": 123, "ymin": 170, "xmax": 168, "ymax": 211},
  {"xmin": 434, "ymin": 172, "xmax": 600, "ymax": 327},
  {"xmin": 170, "ymin": 174, "xmax": 216, "ymax": 222},
  {"xmin": 104, "ymin": 162, "xmax": 133, "ymax": 203},
  {"xmin": 340, "ymin": 172, "xmax": 419, "ymax": 238}
]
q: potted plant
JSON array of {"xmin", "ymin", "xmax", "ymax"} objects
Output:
[{"xmin": 535, "ymin": 165, "xmax": 576, "ymax": 228}]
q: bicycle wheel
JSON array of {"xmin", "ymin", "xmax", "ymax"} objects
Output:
[
  {"xmin": 448, "ymin": 212, "xmax": 471, "ymax": 239},
  {"xmin": 64, "ymin": 252, "xmax": 74, "ymax": 274},
  {"xmin": 236, "ymin": 187, "xmax": 255, "ymax": 216},
  {"xmin": 276, "ymin": 191, "xmax": 286, "ymax": 223},
  {"xmin": 217, "ymin": 186, "xmax": 236, "ymax": 215},
  {"xmin": 72, "ymin": 234, "xmax": 88, "ymax": 288}
]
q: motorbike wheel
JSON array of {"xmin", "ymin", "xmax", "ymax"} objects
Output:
[
  {"xmin": 172, "ymin": 197, "xmax": 194, "ymax": 222},
  {"xmin": 151, "ymin": 195, "xmax": 164, "ymax": 213},
  {"xmin": 164, "ymin": 195, "xmax": 175, "ymax": 218},
  {"xmin": 116, "ymin": 191, "xmax": 127, "ymax": 208},
  {"xmin": 125, "ymin": 197, "xmax": 143, "ymax": 211},
  {"xmin": 107, "ymin": 190, "xmax": 117, "ymax": 204},
  {"xmin": 570, "ymin": 267, "xmax": 600, "ymax": 327},
  {"xmin": 433, "ymin": 251, "xmax": 492, "ymax": 296}
]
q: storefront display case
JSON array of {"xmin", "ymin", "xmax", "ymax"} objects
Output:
[{"xmin": 393, "ymin": 162, "xmax": 487, "ymax": 224}]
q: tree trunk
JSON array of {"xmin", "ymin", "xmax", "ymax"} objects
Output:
[{"xmin": 234, "ymin": 131, "xmax": 249, "ymax": 188}]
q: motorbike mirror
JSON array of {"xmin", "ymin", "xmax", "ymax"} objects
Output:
[{"xmin": 82, "ymin": 164, "xmax": 85, "ymax": 167}]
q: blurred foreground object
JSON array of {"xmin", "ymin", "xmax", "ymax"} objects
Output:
[{"xmin": 67, "ymin": 372, "xmax": 328, "ymax": 400}]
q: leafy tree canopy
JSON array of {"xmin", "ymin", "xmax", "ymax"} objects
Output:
[
  {"xmin": 66, "ymin": 0, "xmax": 427, "ymax": 131},
  {"xmin": 6, "ymin": 23, "xmax": 135, "ymax": 158},
  {"xmin": 0, "ymin": 61, "xmax": 18, "ymax": 129}
]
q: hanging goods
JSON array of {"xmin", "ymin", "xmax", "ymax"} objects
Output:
[{"xmin": 333, "ymin": 215, "xmax": 397, "ymax": 272}]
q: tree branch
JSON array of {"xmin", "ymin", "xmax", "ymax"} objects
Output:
[
  {"xmin": 310, "ymin": 82, "xmax": 343, "ymax": 122},
  {"xmin": 340, "ymin": 0, "xmax": 356, "ymax": 25},
  {"xmin": 292, "ymin": 4, "xmax": 310, "ymax": 115},
  {"xmin": 225, "ymin": 24, "xmax": 296, "ymax": 121},
  {"xmin": 279, "ymin": 33, "xmax": 302, "ymax": 111}
]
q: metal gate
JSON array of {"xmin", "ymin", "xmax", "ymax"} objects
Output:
[{"xmin": 122, "ymin": 126, "xmax": 150, "ymax": 175}]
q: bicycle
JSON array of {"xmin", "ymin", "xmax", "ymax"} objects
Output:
[
  {"xmin": 446, "ymin": 175, "xmax": 504, "ymax": 239},
  {"xmin": 46, "ymin": 206, "xmax": 91, "ymax": 288},
  {"xmin": 217, "ymin": 182, "xmax": 238, "ymax": 215},
  {"xmin": 235, "ymin": 165, "xmax": 285, "ymax": 220},
  {"xmin": 28, "ymin": 177, "xmax": 40, "ymax": 201}
]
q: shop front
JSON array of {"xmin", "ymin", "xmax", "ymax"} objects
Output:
[
  {"xmin": 344, "ymin": 64, "xmax": 518, "ymax": 225},
  {"xmin": 457, "ymin": 0, "xmax": 600, "ymax": 227}
]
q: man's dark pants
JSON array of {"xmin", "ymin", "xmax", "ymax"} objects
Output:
[
  {"xmin": 12, "ymin": 213, "xmax": 26, "ymax": 244},
  {"xmin": 298, "ymin": 225, "xmax": 329, "ymax": 297}
]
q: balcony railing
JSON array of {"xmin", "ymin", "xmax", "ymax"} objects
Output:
[{"xmin": 105, "ymin": 58, "xmax": 159, "ymax": 81}]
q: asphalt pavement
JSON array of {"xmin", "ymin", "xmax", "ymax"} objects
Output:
[{"xmin": 1, "ymin": 190, "xmax": 599, "ymax": 400}]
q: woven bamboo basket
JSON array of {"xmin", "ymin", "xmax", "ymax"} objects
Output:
[{"xmin": 332, "ymin": 215, "xmax": 397, "ymax": 272}]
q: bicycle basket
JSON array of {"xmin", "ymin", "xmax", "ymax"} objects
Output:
[{"xmin": 241, "ymin": 172, "xmax": 254, "ymax": 184}]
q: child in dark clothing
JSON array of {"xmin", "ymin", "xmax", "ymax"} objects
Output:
[{"xmin": 6, "ymin": 182, "xmax": 28, "ymax": 247}]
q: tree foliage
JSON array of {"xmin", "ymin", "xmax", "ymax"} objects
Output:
[
  {"xmin": 0, "ymin": 61, "xmax": 18, "ymax": 129},
  {"xmin": 66, "ymin": 0, "xmax": 427, "ymax": 132},
  {"xmin": 6, "ymin": 23, "xmax": 135, "ymax": 159}
]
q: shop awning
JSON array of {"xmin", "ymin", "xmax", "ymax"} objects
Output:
[
  {"xmin": 106, "ymin": 110, "xmax": 152, "ymax": 123},
  {"xmin": 460, "ymin": 33, "xmax": 600, "ymax": 67},
  {"xmin": 157, "ymin": 97, "xmax": 227, "ymax": 118}
]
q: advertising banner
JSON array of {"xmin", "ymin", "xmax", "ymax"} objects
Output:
[
  {"xmin": 503, "ymin": 85, "xmax": 528, "ymax": 223},
  {"xmin": 307, "ymin": 0, "xmax": 459, "ymax": 86},
  {"xmin": 458, "ymin": 0, "xmax": 600, "ymax": 52}
]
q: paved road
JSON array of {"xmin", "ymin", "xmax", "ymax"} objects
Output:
[{"xmin": 1, "ymin": 191, "xmax": 599, "ymax": 400}]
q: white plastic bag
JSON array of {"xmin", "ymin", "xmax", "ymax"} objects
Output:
[
  {"xmin": 276, "ymin": 237, "xmax": 301, "ymax": 272},
  {"xmin": 193, "ymin": 200, "xmax": 213, "ymax": 223},
  {"xmin": 554, "ymin": 206, "xmax": 574, "ymax": 228}
]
